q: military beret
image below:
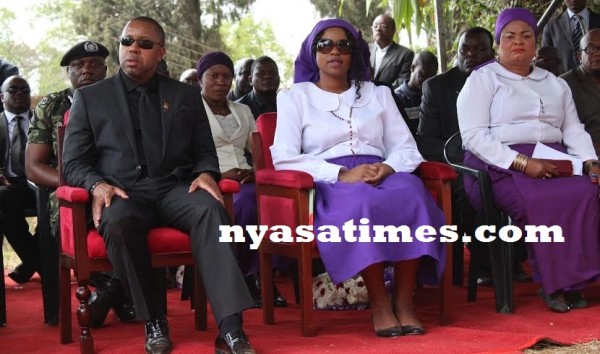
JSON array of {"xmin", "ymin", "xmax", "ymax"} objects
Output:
[{"xmin": 60, "ymin": 41, "xmax": 109, "ymax": 66}]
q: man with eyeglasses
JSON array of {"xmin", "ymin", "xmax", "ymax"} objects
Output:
[
  {"xmin": 369, "ymin": 14, "xmax": 414, "ymax": 89},
  {"xmin": 26, "ymin": 40, "xmax": 138, "ymax": 327},
  {"xmin": 0, "ymin": 59, "xmax": 19, "ymax": 113},
  {"xmin": 62, "ymin": 17, "xmax": 255, "ymax": 354},
  {"xmin": 542, "ymin": 0, "xmax": 600, "ymax": 73},
  {"xmin": 562, "ymin": 28, "xmax": 600, "ymax": 157},
  {"xmin": 0, "ymin": 75, "xmax": 39, "ymax": 286}
]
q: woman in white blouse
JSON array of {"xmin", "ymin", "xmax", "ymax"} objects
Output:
[
  {"xmin": 196, "ymin": 52, "xmax": 289, "ymax": 308},
  {"xmin": 271, "ymin": 19, "xmax": 445, "ymax": 337},
  {"xmin": 457, "ymin": 8, "xmax": 600, "ymax": 313}
]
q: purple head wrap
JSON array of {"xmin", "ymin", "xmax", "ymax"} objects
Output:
[
  {"xmin": 294, "ymin": 18, "xmax": 371, "ymax": 83},
  {"xmin": 196, "ymin": 51, "xmax": 234, "ymax": 80},
  {"xmin": 495, "ymin": 8, "xmax": 538, "ymax": 44}
]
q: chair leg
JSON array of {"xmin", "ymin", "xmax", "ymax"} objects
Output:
[
  {"xmin": 467, "ymin": 240, "xmax": 485, "ymax": 302},
  {"xmin": 193, "ymin": 267, "xmax": 207, "ymax": 331},
  {"xmin": 260, "ymin": 252, "xmax": 274, "ymax": 325},
  {"xmin": 0, "ymin": 242, "xmax": 6, "ymax": 326},
  {"xmin": 75, "ymin": 280, "xmax": 94, "ymax": 354},
  {"xmin": 490, "ymin": 238, "xmax": 514, "ymax": 314},
  {"xmin": 440, "ymin": 244, "xmax": 454, "ymax": 325},
  {"xmin": 59, "ymin": 265, "xmax": 72, "ymax": 344},
  {"xmin": 299, "ymin": 252, "xmax": 315, "ymax": 337}
]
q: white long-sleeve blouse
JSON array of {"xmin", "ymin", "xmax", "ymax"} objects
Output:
[
  {"xmin": 271, "ymin": 81, "xmax": 423, "ymax": 183},
  {"xmin": 457, "ymin": 61, "xmax": 596, "ymax": 169}
]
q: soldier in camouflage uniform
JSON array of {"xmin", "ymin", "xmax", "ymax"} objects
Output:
[{"xmin": 26, "ymin": 41, "xmax": 136, "ymax": 328}]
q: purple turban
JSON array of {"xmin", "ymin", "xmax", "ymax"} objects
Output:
[
  {"xmin": 294, "ymin": 18, "xmax": 370, "ymax": 83},
  {"xmin": 196, "ymin": 51, "xmax": 234, "ymax": 80},
  {"xmin": 495, "ymin": 8, "xmax": 538, "ymax": 44}
]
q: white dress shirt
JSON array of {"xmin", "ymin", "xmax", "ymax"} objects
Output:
[
  {"xmin": 271, "ymin": 81, "xmax": 423, "ymax": 183},
  {"xmin": 373, "ymin": 44, "xmax": 390, "ymax": 75},
  {"xmin": 567, "ymin": 7, "xmax": 590, "ymax": 32},
  {"xmin": 202, "ymin": 97, "xmax": 256, "ymax": 172},
  {"xmin": 457, "ymin": 61, "xmax": 596, "ymax": 169},
  {"xmin": 4, "ymin": 110, "xmax": 30, "ymax": 177}
]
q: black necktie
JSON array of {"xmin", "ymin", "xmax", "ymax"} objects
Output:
[
  {"xmin": 136, "ymin": 86, "xmax": 162, "ymax": 177},
  {"xmin": 10, "ymin": 115, "xmax": 26, "ymax": 176},
  {"xmin": 573, "ymin": 15, "xmax": 584, "ymax": 57}
]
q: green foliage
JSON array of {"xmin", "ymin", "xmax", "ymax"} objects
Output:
[
  {"xmin": 310, "ymin": 0, "xmax": 387, "ymax": 43},
  {"xmin": 71, "ymin": 0, "xmax": 256, "ymax": 80},
  {"xmin": 220, "ymin": 15, "xmax": 293, "ymax": 84}
]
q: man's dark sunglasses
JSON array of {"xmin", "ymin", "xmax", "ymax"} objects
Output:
[
  {"xmin": 120, "ymin": 36, "xmax": 163, "ymax": 50},
  {"xmin": 5, "ymin": 86, "xmax": 30, "ymax": 94},
  {"xmin": 316, "ymin": 39, "xmax": 353, "ymax": 55}
]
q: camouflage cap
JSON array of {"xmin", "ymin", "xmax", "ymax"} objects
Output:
[{"xmin": 60, "ymin": 41, "xmax": 109, "ymax": 66}]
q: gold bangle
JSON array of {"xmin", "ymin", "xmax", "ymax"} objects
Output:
[{"xmin": 512, "ymin": 154, "xmax": 528, "ymax": 173}]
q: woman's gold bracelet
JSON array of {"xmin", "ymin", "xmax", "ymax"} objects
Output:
[{"xmin": 512, "ymin": 153, "xmax": 528, "ymax": 173}]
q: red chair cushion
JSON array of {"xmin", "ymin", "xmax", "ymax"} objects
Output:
[{"xmin": 62, "ymin": 227, "xmax": 192, "ymax": 259}]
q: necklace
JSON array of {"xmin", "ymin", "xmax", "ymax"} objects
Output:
[
  {"xmin": 212, "ymin": 107, "xmax": 229, "ymax": 116},
  {"xmin": 329, "ymin": 106, "xmax": 355, "ymax": 155}
]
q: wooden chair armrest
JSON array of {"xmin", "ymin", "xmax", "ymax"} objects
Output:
[{"xmin": 255, "ymin": 169, "xmax": 314, "ymax": 190}]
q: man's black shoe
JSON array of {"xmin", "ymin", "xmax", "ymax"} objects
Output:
[
  {"xmin": 215, "ymin": 330, "xmax": 256, "ymax": 354},
  {"xmin": 8, "ymin": 263, "xmax": 36, "ymax": 284},
  {"xmin": 145, "ymin": 319, "xmax": 172, "ymax": 354},
  {"xmin": 113, "ymin": 300, "xmax": 136, "ymax": 322},
  {"xmin": 89, "ymin": 278, "xmax": 135, "ymax": 327},
  {"xmin": 89, "ymin": 290, "xmax": 113, "ymax": 328}
]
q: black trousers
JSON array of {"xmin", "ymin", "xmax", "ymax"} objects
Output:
[
  {"xmin": 0, "ymin": 177, "xmax": 38, "ymax": 268},
  {"xmin": 97, "ymin": 177, "xmax": 253, "ymax": 323}
]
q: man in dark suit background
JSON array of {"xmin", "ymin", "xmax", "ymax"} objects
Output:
[
  {"xmin": 417, "ymin": 27, "xmax": 495, "ymax": 162},
  {"xmin": 0, "ymin": 59, "xmax": 19, "ymax": 113},
  {"xmin": 417, "ymin": 27, "xmax": 498, "ymax": 285},
  {"xmin": 542, "ymin": 0, "xmax": 600, "ymax": 73},
  {"xmin": 0, "ymin": 75, "xmax": 39, "ymax": 284},
  {"xmin": 369, "ymin": 14, "xmax": 414, "ymax": 89},
  {"xmin": 62, "ymin": 17, "xmax": 254, "ymax": 354},
  {"xmin": 562, "ymin": 28, "xmax": 600, "ymax": 156}
]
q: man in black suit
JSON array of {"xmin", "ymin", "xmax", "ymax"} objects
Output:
[
  {"xmin": 542, "ymin": 0, "xmax": 600, "ymax": 73},
  {"xmin": 418, "ymin": 27, "xmax": 498, "ymax": 285},
  {"xmin": 562, "ymin": 28, "xmax": 600, "ymax": 156},
  {"xmin": 237, "ymin": 56, "xmax": 280, "ymax": 119},
  {"xmin": 417, "ymin": 27, "xmax": 495, "ymax": 162},
  {"xmin": 369, "ymin": 14, "xmax": 414, "ymax": 89},
  {"xmin": 62, "ymin": 17, "xmax": 254, "ymax": 354},
  {"xmin": 0, "ymin": 59, "xmax": 19, "ymax": 113},
  {"xmin": 0, "ymin": 75, "xmax": 38, "ymax": 284}
]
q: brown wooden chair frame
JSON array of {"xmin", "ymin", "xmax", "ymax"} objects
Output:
[{"xmin": 252, "ymin": 112, "xmax": 457, "ymax": 336}]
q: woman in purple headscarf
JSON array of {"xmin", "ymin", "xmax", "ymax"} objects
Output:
[
  {"xmin": 271, "ymin": 19, "xmax": 446, "ymax": 336},
  {"xmin": 458, "ymin": 8, "xmax": 600, "ymax": 313}
]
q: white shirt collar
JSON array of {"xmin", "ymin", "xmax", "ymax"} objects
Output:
[
  {"xmin": 4, "ymin": 110, "xmax": 29, "ymax": 123},
  {"xmin": 487, "ymin": 61, "xmax": 548, "ymax": 81},
  {"xmin": 567, "ymin": 7, "xmax": 589, "ymax": 22},
  {"xmin": 298, "ymin": 81, "xmax": 375, "ymax": 111}
]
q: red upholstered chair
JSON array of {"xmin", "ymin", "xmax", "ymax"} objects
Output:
[
  {"xmin": 252, "ymin": 112, "xmax": 457, "ymax": 336},
  {"xmin": 55, "ymin": 124, "xmax": 240, "ymax": 353}
]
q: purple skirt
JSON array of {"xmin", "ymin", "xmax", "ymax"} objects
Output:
[
  {"xmin": 464, "ymin": 144, "xmax": 600, "ymax": 294},
  {"xmin": 314, "ymin": 155, "xmax": 446, "ymax": 285}
]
